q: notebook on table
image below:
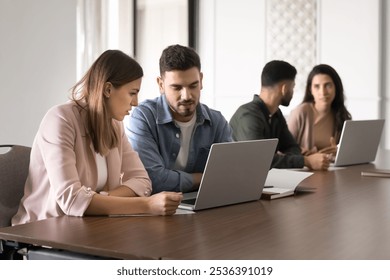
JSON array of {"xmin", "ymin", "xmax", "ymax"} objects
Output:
[
  {"xmin": 261, "ymin": 168, "xmax": 314, "ymax": 200},
  {"xmin": 179, "ymin": 139, "xmax": 278, "ymax": 211},
  {"xmin": 333, "ymin": 119, "xmax": 385, "ymax": 167}
]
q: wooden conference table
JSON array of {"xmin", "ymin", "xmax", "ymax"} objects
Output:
[{"xmin": 1, "ymin": 151, "xmax": 390, "ymax": 260}]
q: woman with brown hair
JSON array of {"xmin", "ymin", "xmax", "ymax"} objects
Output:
[{"xmin": 12, "ymin": 50, "xmax": 182, "ymax": 225}]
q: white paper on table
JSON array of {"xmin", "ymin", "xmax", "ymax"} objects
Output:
[{"xmin": 264, "ymin": 168, "xmax": 314, "ymax": 191}]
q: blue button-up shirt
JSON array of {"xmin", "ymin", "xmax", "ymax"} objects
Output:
[{"xmin": 125, "ymin": 95, "xmax": 233, "ymax": 193}]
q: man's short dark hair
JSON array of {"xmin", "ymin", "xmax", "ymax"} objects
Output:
[
  {"xmin": 159, "ymin": 44, "xmax": 201, "ymax": 76},
  {"xmin": 261, "ymin": 60, "xmax": 297, "ymax": 87}
]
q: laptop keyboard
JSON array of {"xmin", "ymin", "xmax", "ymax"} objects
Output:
[{"xmin": 181, "ymin": 198, "xmax": 196, "ymax": 205}]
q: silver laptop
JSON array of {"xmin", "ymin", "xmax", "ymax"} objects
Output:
[
  {"xmin": 333, "ymin": 119, "xmax": 385, "ymax": 167},
  {"xmin": 179, "ymin": 139, "xmax": 278, "ymax": 211}
]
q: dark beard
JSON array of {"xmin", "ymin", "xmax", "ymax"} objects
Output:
[{"xmin": 281, "ymin": 98, "xmax": 291, "ymax": 107}]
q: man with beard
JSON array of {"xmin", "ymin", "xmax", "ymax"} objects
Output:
[
  {"xmin": 125, "ymin": 44, "xmax": 233, "ymax": 193},
  {"xmin": 229, "ymin": 60, "xmax": 329, "ymax": 170}
]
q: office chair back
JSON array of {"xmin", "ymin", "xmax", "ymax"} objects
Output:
[
  {"xmin": 0, "ymin": 145, "xmax": 115, "ymax": 259},
  {"xmin": 0, "ymin": 145, "xmax": 31, "ymax": 228}
]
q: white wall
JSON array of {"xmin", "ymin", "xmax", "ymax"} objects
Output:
[
  {"xmin": 199, "ymin": 0, "xmax": 265, "ymax": 121},
  {"xmin": 383, "ymin": 0, "xmax": 390, "ymax": 149},
  {"xmin": 319, "ymin": 0, "xmax": 381, "ymax": 120},
  {"xmin": 0, "ymin": 0, "xmax": 77, "ymax": 147}
]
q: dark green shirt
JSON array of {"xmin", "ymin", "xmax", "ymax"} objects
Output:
[{"xmin": 229, "ymin": 95, "xmax": 304, "ymax": 168}]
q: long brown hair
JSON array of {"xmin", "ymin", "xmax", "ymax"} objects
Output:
[{"xmin": 71, "ymin": 50, "xmax": 143, "ymax": 155}]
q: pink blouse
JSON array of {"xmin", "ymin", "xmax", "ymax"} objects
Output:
[
  {"xmin": 12, "ymin": 101, "xmax": 151, "ymax": 225},
  {"xmin": 287, "ymin": 102, "xmax": 335, "ymax": 154}
]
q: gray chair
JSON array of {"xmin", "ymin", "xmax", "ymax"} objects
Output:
[
  {"xmin": 0, "ymin": 144, "xmax": 116, "ymax": 260},
  {"xmin": 0, "ymin": 145, "xmax": 31, "ymax": 228},
  {"xmin": 0, "ymin": 145, "xmax": 31, "ymax": 259}
]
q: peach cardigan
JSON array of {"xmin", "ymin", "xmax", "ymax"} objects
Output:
[
  {"xmin": 287, "ymin": 102, "xmax": 337, "ymax": 153},
  {"xmin": 12, "ymin": 101, "xmax": 151, "ymax": 225}
]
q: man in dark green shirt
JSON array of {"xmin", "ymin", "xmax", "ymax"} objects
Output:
[{"xmin": 229, "ymin": 60, "xmax": 330, "ymax": 170}]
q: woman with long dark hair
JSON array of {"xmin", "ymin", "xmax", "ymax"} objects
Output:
[{"xmin": 288, "ymin": 64, "xmax": 352, "ymax": 156}]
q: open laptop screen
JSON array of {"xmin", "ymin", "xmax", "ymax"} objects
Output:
[{"xmin": 333, "ymin": 119, "xmax": 385, "ymax": 166}]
